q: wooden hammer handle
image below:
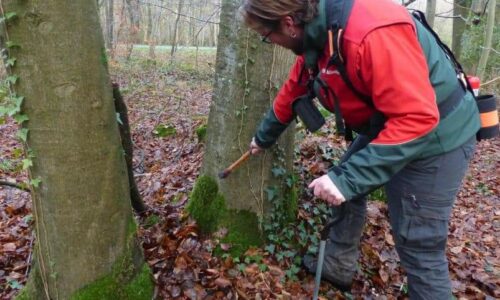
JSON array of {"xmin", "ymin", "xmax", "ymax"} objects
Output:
[{"xmin": 226, "ymin": 150, "xmax": 251, "ymax": 172}]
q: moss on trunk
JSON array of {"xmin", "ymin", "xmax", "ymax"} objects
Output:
[
  {"xmin": 217, "ymin": 209, "xmax": 263, "ymax": 257},
  {"xmin": 69, "ymin": 263, "xmax": 153, "ymax": 300},
  {"xmin": 188, "ymin": 175, "xmax": 266, "ymax": 256}
]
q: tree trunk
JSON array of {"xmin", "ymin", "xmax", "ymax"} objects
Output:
[
  {"xmin": 105, "ymin": 0, "xmax": 114, "ymax": 51},
  {"xmin": 146, "ymin": 2, "xmax": 155, "ymax": 60},
  {"xmin": 475, "ymin": 0, "xmax": 496, "ymax": 79},
  {"xmin": 201, "ymin": 0, "xmax": 296, "ymax": 239},
  {"xmin": 425, "ymin": 0, "xmax": 437, "ymax": 28},
  {"xmin": 170, "ymin": 0, "xmax": 184, "ymax": 60},
  {"xmin": 0, "ymin": 1, "xmax": 153, "ymax": 299},
  {"xmin": 452, "ymin": 0, "xmax": 472, "ymax": 59},
  {"xmin": 124, "ymin": 0, "xmax": 141, "ymax": 60}
]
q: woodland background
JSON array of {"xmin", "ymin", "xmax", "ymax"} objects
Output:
[{"xmin": 0, "ymin": 0, "xmax": 498, "ymax": 299}]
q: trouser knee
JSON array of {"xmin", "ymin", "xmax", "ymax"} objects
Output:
[{"xmin": 328, "ymin": 196, "xmax": 366, "ymax": 244}]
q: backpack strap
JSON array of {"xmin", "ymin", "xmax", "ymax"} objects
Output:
[
  {"xmin": 327, "ymin": 27, "xmax": 373, "ymax": 106},
  {"xmin": 410, "ymin": 10, "xmax": 474, "ymax": 95},
  {"xmin": 322, "ymin": 0, "xmax": 382, "ymax": 140},
  {"xmin": 325, "ymin": 0, "xmax": 372, "ymax": 106}
]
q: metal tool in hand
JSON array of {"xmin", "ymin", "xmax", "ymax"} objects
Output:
[{"xmin": 313, "ymin": 204, "xmax": 346, "ymax": 300}]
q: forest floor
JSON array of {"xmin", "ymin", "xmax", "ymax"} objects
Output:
[{"xmin": 0, "ymin": 49, "xmax": 499, "ymax": 299}]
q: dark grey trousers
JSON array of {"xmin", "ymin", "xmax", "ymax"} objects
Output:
[{"xmin": 324, "ymin": 136, "xmax": 476, "ymax": 299}]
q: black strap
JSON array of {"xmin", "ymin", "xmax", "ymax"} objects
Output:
[
  {"xmin": 410, "ymin": 10, "xmax": 474, "ymax": 96},
  {"xmin": 328, "ymin": 30, "xmax": 373, "ymax": 106},
  {"xmin": 316, "ymin": 77, "xmax": 347, "ymax": 136}
]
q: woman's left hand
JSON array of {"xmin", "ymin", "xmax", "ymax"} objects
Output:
[{"xmin": 308, "ymin": 175, "xmax": 346, "ymax": 206}]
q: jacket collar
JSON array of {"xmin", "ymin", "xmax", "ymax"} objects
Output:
[
  {"xmin": 303, "ymin": 0, "xmax": 327, "ymax": 72},
  {"xmin": 303, "ymin": 0, "xmax": 354, "ymax": 72}
]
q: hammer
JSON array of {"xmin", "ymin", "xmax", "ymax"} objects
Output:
[{"xmin": 218, "ymin": 150, "xmax": 251, "ymax": 179}]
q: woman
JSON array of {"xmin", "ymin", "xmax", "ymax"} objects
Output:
[{"xmin": 240, "ymin": 0, "xmax": 480, "ymax": 298}]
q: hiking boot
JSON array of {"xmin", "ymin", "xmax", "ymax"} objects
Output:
[{"xmin": 302, "ymin": 254, "xmax": 353, "ymax": 292}]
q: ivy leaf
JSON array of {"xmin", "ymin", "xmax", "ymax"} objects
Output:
[
  {"xmin": 16, "ymin": 128, "xmax": 28, "ymax": 142},
  {"xmin": 7, "ymin": 279, "xmax": 22, "ymax": 290},
  {"xmin": 264, "ymin": 244, "xmax": 275, "ymax": 254},
  {"xmin": 6, "ymin": 41, "xmax": 20, "ymax": 48},
  {"xmin": 265, "ymin": 186, "xmax": 277, "ymax": 201},
  {"xmin": 5, "ymin": 12, "xmax": 18, "ymax": 21},
  {"xmin": 22, "ymin": 158, "xmax": 33, "ymax": 170},
  {"xmin": 6, "ymin": 75, "xmax": 19, "ymax": 84},
  {"xmin": 22, "ymin": 214, "xmax": 33, "ymax": 223},
  {"xmin": 30, "ymin": 178, "xmax": 42, "ymax": 188},
  {"xmin": 12, "ymin": 95, "xmax": 24, "ymax": 115},
  {"xmin": 14, "ymin": 114, "xmax": 29, "ymax": 124},
  {"xmin": 271, "ymin": 166, "xmax": 286, "ymax": 177},
  {"xmin": 6, "ymin": 58, "xmax": 16, "ymax": 67}
]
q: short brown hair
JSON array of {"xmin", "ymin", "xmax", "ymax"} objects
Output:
[{"xmin": 240, "ymin": 0, "xmax": 318, "ymax": 31}]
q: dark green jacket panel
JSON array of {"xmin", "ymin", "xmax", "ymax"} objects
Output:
[
  {"xmin": 254, "ymin": 108, "xmax": 290, "ymax": 148},
  {"xmin": 413, "ymin": 18, "xmax": 458, "ymax": 104}
]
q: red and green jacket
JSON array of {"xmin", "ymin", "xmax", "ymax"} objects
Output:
[{"xmin": 254, "ymin": 0, "xmax": 480, "ymax": 200}]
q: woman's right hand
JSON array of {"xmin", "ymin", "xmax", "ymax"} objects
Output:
[{"xmin": 249, "ymin": 137, "xmax": 264, "ymax": 155}]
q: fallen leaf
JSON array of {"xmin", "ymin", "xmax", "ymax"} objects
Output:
[{"xmin": 450, "ymin": 246, "xmax": 463, "ymax": 254}]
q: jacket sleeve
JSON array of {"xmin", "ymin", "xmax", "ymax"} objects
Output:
[
  {"xmin": 254, "ymin": 56, "xmax": 309, "ymax": 148},
  {"xmin": 328, "ymin": 24, "xmax": 439, "ymax": 200}
]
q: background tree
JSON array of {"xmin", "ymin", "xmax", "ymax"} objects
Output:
[
  {"xmin": 0, "ymin": 1, "xmax": 153, "ymax": 298},
  {"xmin": 195, "ymin": 0, "xmax": 296, "ymax": 253},
  {"xmin": 124, "ymin": 0, "xmax": 141, "ymax": 60},
  {"xmin": 475, "ymin": 0, "xmax": 496, "ymax": 79},
  {"xmin": 452, "ymin": 0, "xmax": 472, "ymax": 59},
  {"xmin": 104, "ymin": 0, "xmax": 114, "ymax": 52},
  {"xmin": 170, "ymin": 0, "xmax": 185, "ymax": 61},
  {"xmin": 426, "ymin": 0, "xmax": 437, "ymax": 27}
]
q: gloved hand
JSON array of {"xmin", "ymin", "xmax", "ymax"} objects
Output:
[
  {"xmin": 309, "ymin": 175, "xmax": 346, "ymax": 206},
  {"xmin": 249, "ymin": 137, "xmax": 264, "ymax": 155}
]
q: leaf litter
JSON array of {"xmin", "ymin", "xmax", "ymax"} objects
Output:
[{"xmin": 0, "ymin": 54, "xmax": 498, "ymax": 299}]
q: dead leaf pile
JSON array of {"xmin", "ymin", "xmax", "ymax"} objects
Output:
[{"xmin": 0, "ymin": 55, "xmax": 498, "ymax": 299}]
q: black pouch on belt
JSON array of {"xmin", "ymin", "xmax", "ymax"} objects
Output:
[
  {"xmin": 476, "ymin": 94, "xmax": 499, "ymax": 140},
  {"xmin": 292, "ymin": 94, "xmax": 326, "ymax": 132}
]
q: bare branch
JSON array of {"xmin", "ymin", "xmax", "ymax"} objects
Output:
[
  {"xmin": 482, "ymin": 76, "xmax": 500, "ymax": 86},
  {"xmin": 402, "ymin": 0, "xmax": 417, "ymax": 7},
  {"xmin": 479, "ymin": 46, "xmax": 500, "ymax": 55},
  {"xmin": 435, "ymin": 14, "xmax": 468, "ymax": 21},
  {"xmin": 138, "ymin": 0, "xmax": 220, "ymax": 24}
]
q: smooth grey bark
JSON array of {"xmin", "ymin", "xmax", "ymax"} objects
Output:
[
  {"xmin": 476, "ymin": 0, "xmax": 496, "ymax": 78},
  {"xmin": 0, "ymin": 1, "xmax": 152, "ymax": 298},
  {"xmin": 452, "ymin": 0, "xmax": 472, "ymax": 59},
  {"xmin": 104, "ymin": 0, "xmax": 114, "ymax": 51},
  {"xmin": 202, "ymin": 0, "xmax": 295, "ymax": 217},
  {"xmin": 425, "ymin": 0, "xmax": 437, "ymax": 27}
]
